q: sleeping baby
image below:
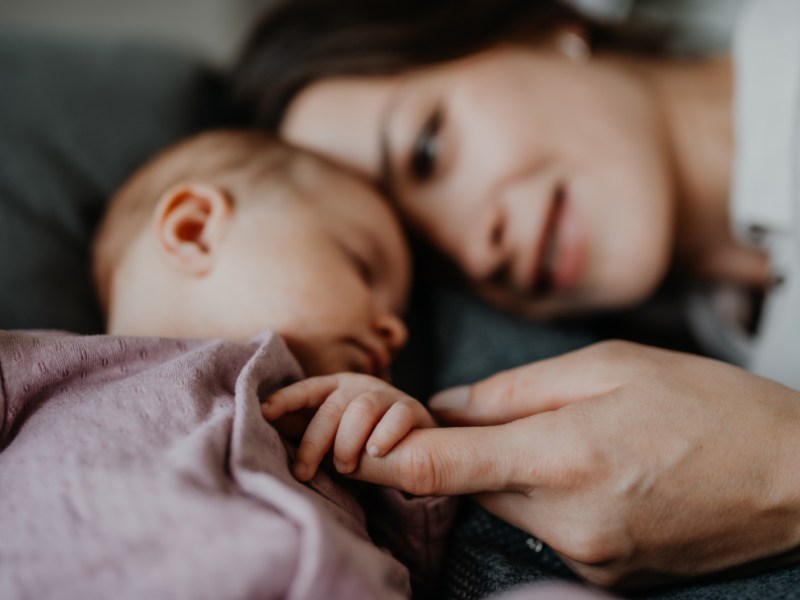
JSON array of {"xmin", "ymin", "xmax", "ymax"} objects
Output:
[{"xmin": 0, "ymin": 130, "xmax": 452, "ymax": 600}]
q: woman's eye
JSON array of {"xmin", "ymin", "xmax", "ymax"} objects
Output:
[{"xmin": 409, "ymin": 108, "xmax": 442, "ymax": 182}]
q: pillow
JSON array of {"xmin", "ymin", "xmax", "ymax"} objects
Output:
[{"xmin": 0, "ymin": 29, "xmax": 227, "ymax": 333}]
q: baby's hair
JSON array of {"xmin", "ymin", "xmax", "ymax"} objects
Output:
[{"xmin": 92, "ymin": 129, "xmax": 295, "ymax": 314}]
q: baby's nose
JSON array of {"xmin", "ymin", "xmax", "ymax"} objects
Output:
[{"xmin": 374, "ymin": 313, "xmax": 408, "ymax": 353}]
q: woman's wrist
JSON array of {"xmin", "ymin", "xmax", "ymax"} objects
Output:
[{"xmin": 743, "ymin": 387, "xmax": 800, "ymax": 571}]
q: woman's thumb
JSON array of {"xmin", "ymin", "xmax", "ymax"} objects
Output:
[
  {"xmin": 350, "ymin": 424, "xmax": 532, "ymax": 495},
  {"xmin": 427, "ymin": 374, "xmax": 541, "ymax": 425}
]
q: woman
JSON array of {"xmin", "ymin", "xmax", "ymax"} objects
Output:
[{"xmin": 234, "ymin": 0, "xmax": 800, "ymax": 590}]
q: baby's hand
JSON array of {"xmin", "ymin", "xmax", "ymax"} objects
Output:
[{"xmin": 262, "ymin": 374, "xmax": 437, "ymax": 481}]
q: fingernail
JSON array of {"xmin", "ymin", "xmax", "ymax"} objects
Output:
[
  {"xmin": 334, "ymin": 459, "xmax": 352, "ymax": 474},
  {"xmin": 367, "ymin": 444, "xmax": 380, "ymax": 457},
  {"xmin": 294, "ymin": 461, "xmax": 308, "ymax": 479},
  {"xmin": 428, "ymin": 385, "xmax": 470, "ymax": 411}
]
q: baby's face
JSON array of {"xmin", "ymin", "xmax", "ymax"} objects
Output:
[{"xmin": 215, "ymin": 157, "xmax": 411, "ymax": 377}]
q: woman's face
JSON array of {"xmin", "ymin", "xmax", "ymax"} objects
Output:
[{"xmin": 283, "ymin": 43, "xmax": 675, "ymax": 317}]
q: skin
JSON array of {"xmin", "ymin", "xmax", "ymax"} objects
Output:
[
  {"xmin": 274, "ymin": 35, "xmax": 800, "ymax": 586},
  {"xmin": 105, "ymin": 147, "xmax": 411, "ymax": 378},
  {"xmin": 264, "ymin": 373, "xmax": 436, "ymax": 480},
  {"xmin": 263, "ymin": 340, "xmax": 800, "ymax": 588},
  {"xmin": 283, "ymin": 39, "xmax": 769, "ymax": 316},
  {"xmin": 106, "ymin": 136, "xmax": 440, "ymax": 513},
  {"xmin": 331, "ymin": 342, "xmax": 800, "ymax": 589}
]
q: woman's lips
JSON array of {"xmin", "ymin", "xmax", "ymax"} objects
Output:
[
  {"xmin": 529, "ymin": 183, "xmax": 586, "ymax": 295},
  {"xmin": 549, "ymin": 187, "xmax": 586, "ymax": 293}
]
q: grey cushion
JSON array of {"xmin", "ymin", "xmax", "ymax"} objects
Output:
[{"xmin": 0, "ymin": 29, "xmax": 225, "ymax": 333}]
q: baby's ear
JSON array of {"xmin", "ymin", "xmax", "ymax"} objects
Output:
[{"xmin": 154, "ymin": 182, "xmax": 234, "ymax": 276}]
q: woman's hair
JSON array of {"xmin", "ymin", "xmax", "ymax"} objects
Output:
[{"xmin": 233, "ymin": 0, "xmax": 667, "ymax": 131}]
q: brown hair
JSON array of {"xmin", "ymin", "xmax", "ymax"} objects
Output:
[{"xmin": 233, "ymin": 0, "xmax": 667, "ymax": 131}]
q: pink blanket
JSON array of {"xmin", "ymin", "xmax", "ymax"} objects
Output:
[{"xmin": 0, "ymin": 331, "xmax": 454, "ymax": 599}]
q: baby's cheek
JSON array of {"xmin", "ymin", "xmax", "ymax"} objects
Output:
[
  {"xmin": 308, "ymin": 343, "xmax": 357, "ymax": 377},
  {"xmin": 278, "ymin": 336, "xmax": 325, "ymax": 377}
]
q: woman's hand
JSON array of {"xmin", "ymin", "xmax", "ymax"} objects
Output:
[{"xmin": 346, "ymin": 341, "xmax": 800, "ymax": 588}]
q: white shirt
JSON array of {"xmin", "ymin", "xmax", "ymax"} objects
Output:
[{"xmin": 690, "ymin": 0, "xmax": 800, "ymax": 390}]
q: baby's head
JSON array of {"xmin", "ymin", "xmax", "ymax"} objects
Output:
[{"xmin": 93, "ymin": 130, "xmax": 410, "ymax": 377}]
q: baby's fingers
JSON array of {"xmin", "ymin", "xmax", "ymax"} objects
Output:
[
  {"xmin": 293, "ymin": 389, "xmax": 350, "ymax": 481},
  {"xmin": 262, "ymin": 375, "xmax": 340, "ymax": 421},
  {"xmin": 332, "ymin": 392, "xmax": 395, "ymax": 474},
  {"xmin": 366, "ymin": 400, "xmax": 438, "ymax": 458}
]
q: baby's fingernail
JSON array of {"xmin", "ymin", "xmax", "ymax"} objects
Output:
[
  {"xmin": 429, "ymin": 385, "xmax": 470, "ymax": 411},
  {"xmin": 334, "ymin": 459, "xmax": 353, "ymax": 473},
  {"xmin": 294, "ymin": 461, "xmax": 308, "ymax": 479},
  {"xmin": 367, "ymin": 444, "xmax": 381, "ymax": 457}
]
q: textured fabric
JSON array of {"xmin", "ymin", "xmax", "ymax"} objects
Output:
[
  {"xmin": 489, "ymin": 583, "xmax": 611, "ymax": 600},
  {"xmin": 441, "ymin": 503, "xmax": 800, "ymax": 600},
  {"xmin": 442, "ymin": 502, "xmax": 579, "ymax": 600},
  {"xmin": 0, "ymin": 331, "xmax": 454, "ymax": 600}
]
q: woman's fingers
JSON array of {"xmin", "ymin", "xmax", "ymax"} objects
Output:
[
  {"xmin": 428, "ymin": 340, "xmax": 643, "ymax": 425},
  {"xmin": 322, "ymin": 345, "xmax": 800, "ymax": 587},
  {"xmin": 349, "ymin": 416, "xmax": 560, "ymax": 495}
]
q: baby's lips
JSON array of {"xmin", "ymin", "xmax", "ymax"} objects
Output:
[
  {"xmin": 354, "ymin": 340, "xmax": 390, "ymax": 378},
  {"xmin": 372, "ymin": 342, "xmax": 393, "ymax": 377}
]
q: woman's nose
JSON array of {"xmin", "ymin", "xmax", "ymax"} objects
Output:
[
  {"xmin": 373, "ymin": 313, "xmax": 409, "ymax": 353},
  {"xmin": 458, "ymin": 209, "xmax": 509, "ymax": 282}
]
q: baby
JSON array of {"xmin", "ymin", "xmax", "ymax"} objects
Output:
[
  {"xmin": 94, "ymin": 129, "xmax": 437, "ymax": 475},
  {"xmin": 1, "ymin": 130, "xmax": 448, "ymax": 600}
]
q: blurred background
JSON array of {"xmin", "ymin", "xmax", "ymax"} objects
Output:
[
  {"xmin": 0, "ymin": 0, "xmax": 748, "ymax": 67},
  {"xmin": 0, "ymin": 0, "xmax": 273, "ymax": 66}
]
